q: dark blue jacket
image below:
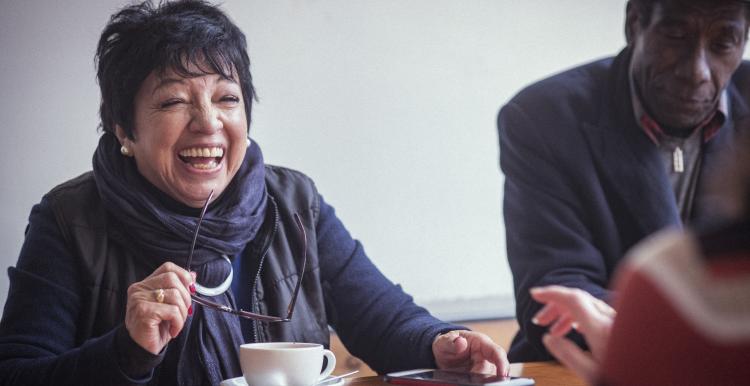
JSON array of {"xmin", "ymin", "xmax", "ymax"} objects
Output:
[
  {"xmin": 497, "ymin": 48, "xmax": 750, "ymax": 361},
  {"xmin": 0, "ymin": 166, "xmax": 457, "ymax": 385}
]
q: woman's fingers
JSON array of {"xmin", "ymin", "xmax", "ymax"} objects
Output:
[
  {"xmin": 124, "ymin": 262, "xmax": 195, "ymax": 354},
  {"xmin": 548, "ymin": 315, "xmax": 575, "ymax": 337},
  {"xmin": 162, "ymin": 287, "xmax": 189, "ymax": 319},
  {"xmin": 531, "ymin": 286, "xmax": 604, "ymax": 335},
  {"xmin": 129, "ymin": 298, "xmax": 185, "ymax": 337},
  {"xmin": 542, "ymin": 334, "xmax": 598, "ymax": 384},
  {"xmin": 531, "ymin": 303, "xmax": 560, "ymax": 326},
  {"xmin": 432, "ymin": 331, "xmax": 510, "ymax": 377},
  {"xmin": 141, "ymin": 266, "xmax": 193, "ymax": 307},
  {"xmin": 592, "ymin": 296, "xmax": 616, "ymax": 318},
  {"xmin": 532, "ymin": 285, "xmax": 614, "ymax": 372},
  {"xmin": 160, "ymin": 302, "xmax": 186, "ymax": 338},
  {"xmin": 146, "ymin": 261, "xmax": 194, "ymax": 291},
  {"xmin": 158, "ymin": 271, "xmax": 192, "ymax": 312},
  {"xmin": 469, "ymin": 360, "xmax": 496, "ymax": 376}
]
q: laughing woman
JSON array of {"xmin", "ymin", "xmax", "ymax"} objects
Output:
[{"xmin": 0, "ymin": 1, "xmax": 507, "ymax": 385}]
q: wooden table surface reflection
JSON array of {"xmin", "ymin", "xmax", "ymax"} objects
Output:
[{"xmin": 345, "ymin": 362, "xmax": 586, "ymax": 386}]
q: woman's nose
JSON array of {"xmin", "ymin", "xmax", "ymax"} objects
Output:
[{"xmin": 189, "ymin": 103, "xmax": 223, "ymax": 133}]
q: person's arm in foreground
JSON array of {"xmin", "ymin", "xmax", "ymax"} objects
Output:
[
  {"xmin": 315, "ymin": 194, "xmax": 508, "ymax": 375},
  {"xmin": 530, "ymin": 285, "xmax": 615, "ymax": 384}
]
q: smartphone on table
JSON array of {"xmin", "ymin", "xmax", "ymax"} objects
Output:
[{"xmin": 384, "ymin": 369, "xmax": 535, "ymax": 386}]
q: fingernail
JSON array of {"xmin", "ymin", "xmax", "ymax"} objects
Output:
[
  {"xmin": 189, "ymin": 283, "xmax": 196, "ymax": 294},
  {"xmin": 531, "ymin": 316, "xmax": 540, "ymax": 325},
  {"xmin": 188, "ymin": 305, "xmax": 193, "ymax": 315},
  {"xmin": 530, "ymin": 287, "xmax": 541, "ymax": 294},
  {"xmin": 190, "ymin": 271, "xmax": 197, "ymax": 279}
]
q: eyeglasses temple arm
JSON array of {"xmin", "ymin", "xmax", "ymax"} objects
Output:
[
  {"xmin": 285, "ymin": 213, "xmax": 307, "ymax": 320},
  {"xmin": 186, "ymin": 189, "xmax": 214, "ymax": 271},
  {"xmin": 191, "ymin": 294, "xmax": 285, "ymax": 322}
]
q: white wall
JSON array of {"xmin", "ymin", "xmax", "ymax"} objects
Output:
[{"xmin": 0, "ymin": 0, "xmax": 629, "ymax": 320}]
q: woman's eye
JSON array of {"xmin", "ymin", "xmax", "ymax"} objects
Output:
[
  {"xmin": 159, "ymin": 99, "xmax": 183, "ymax": 108},
  {"xmin": 220, "ymin": 95, "xmax": 240, "ymax": 103}
]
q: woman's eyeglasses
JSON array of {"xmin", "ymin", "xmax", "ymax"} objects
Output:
[{"xmin": 185, "ymin": 190, "xmax": 306, "ymax": 322}]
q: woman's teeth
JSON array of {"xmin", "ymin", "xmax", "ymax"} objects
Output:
[
  {"xmin": 179, "ymin": 147, "xmax": 224, "ymax": 158},
  {"xmin": 178, "ymin": 147, "xmax": 224, "ymax": 169},
  {"xmin": 191, "ymin": 160, "xmax": 217, "ymax": 169}
]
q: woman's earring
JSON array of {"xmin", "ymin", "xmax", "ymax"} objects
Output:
[
  {"xmin": 246, "ymin": 136, "xmax": 251, "ymax": 147},
  {"xmin": 120, "ymin": 145, "xmax": 132, "ymax": 157}
]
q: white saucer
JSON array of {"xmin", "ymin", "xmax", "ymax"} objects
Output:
[{"xmin": 219, "ymin": 375, "xmax": 345, "ymax": 386}]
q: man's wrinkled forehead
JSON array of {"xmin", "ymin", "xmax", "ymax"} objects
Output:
[{"xmin": 655, "ymin": 0, "xmax": 748, "ymax": 22}]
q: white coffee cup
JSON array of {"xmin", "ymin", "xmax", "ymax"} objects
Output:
[{"xmin": 239, "ymin": 342, "xmax": 336, "ymax": 386}]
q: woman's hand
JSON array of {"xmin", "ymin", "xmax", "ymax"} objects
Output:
[
  {"xmin": 124, "ymin": 262, "xmax": 195, "ymax": 354},
  {"xmin": 432, "ymin": 330, "xmax": 510, "ymax": 377},
  {"xmin": 530, "ymin": 285, "xmax": 615, "ymax": 384}
]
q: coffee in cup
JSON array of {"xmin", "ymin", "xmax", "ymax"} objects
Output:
[{"xmin": 240, "ymin": 342, "xmax": 336, "ymax": 386}]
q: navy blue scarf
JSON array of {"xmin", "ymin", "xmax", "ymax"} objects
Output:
[
  {"xmin": 93, "ymin": 133, "xmax": 267, "ymax": 385},
  {"xmin": 92, "ymin": 133, "xmax": 267, "ymax": 264}
]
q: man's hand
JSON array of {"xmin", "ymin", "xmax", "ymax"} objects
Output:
[
  {"xmin": 432, "ymin": 330, "xmax": 509, "ymax": 377},
  {"xmin": 530, "ymin": 285, "xmax": 615, "ymax": 384}
]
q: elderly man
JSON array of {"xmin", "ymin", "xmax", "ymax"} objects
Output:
[{"xmin": 498, "ymin": 0, "xmax": 750, "ymax": 361}]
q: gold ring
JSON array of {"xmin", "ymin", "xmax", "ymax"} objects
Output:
[{"xmin": 155, "ymin": 288, "xmax": 165, "ymax": 303}]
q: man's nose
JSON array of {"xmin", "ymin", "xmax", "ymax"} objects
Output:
[{"xmin": 674, "ymin": 43, "xmax": 711, "ymax": 86}]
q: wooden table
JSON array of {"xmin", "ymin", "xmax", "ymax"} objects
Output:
[
  {"xmin": 508, "ymin": 362, "xmax": 586, "ymax": 386},
  {"xmin": 345, "ymin": 362, "xmax": 586, "ymax": 386}
]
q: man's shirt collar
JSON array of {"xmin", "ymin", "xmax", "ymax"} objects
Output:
[{"xmin": 629, "ymin": 62, "xmax": 726, "ymax": 145}]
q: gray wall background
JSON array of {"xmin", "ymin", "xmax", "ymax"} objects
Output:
[{"xmin": 0, "ymin": 0, "xmax": 629, "ymax": 320}]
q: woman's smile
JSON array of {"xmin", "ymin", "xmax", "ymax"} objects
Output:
[{"xmin": 178, "ymin": 145, "xmax": 225, "ymax": 170}]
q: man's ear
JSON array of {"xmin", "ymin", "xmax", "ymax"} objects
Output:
[{"xmin": 625, "ymin": 1, "xmax": 639, "ymax": 46}]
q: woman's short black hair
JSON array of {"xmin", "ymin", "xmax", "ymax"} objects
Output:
[{"xmin": 96, "ymin": 0, "xmax": 255, "ymax": 138}]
